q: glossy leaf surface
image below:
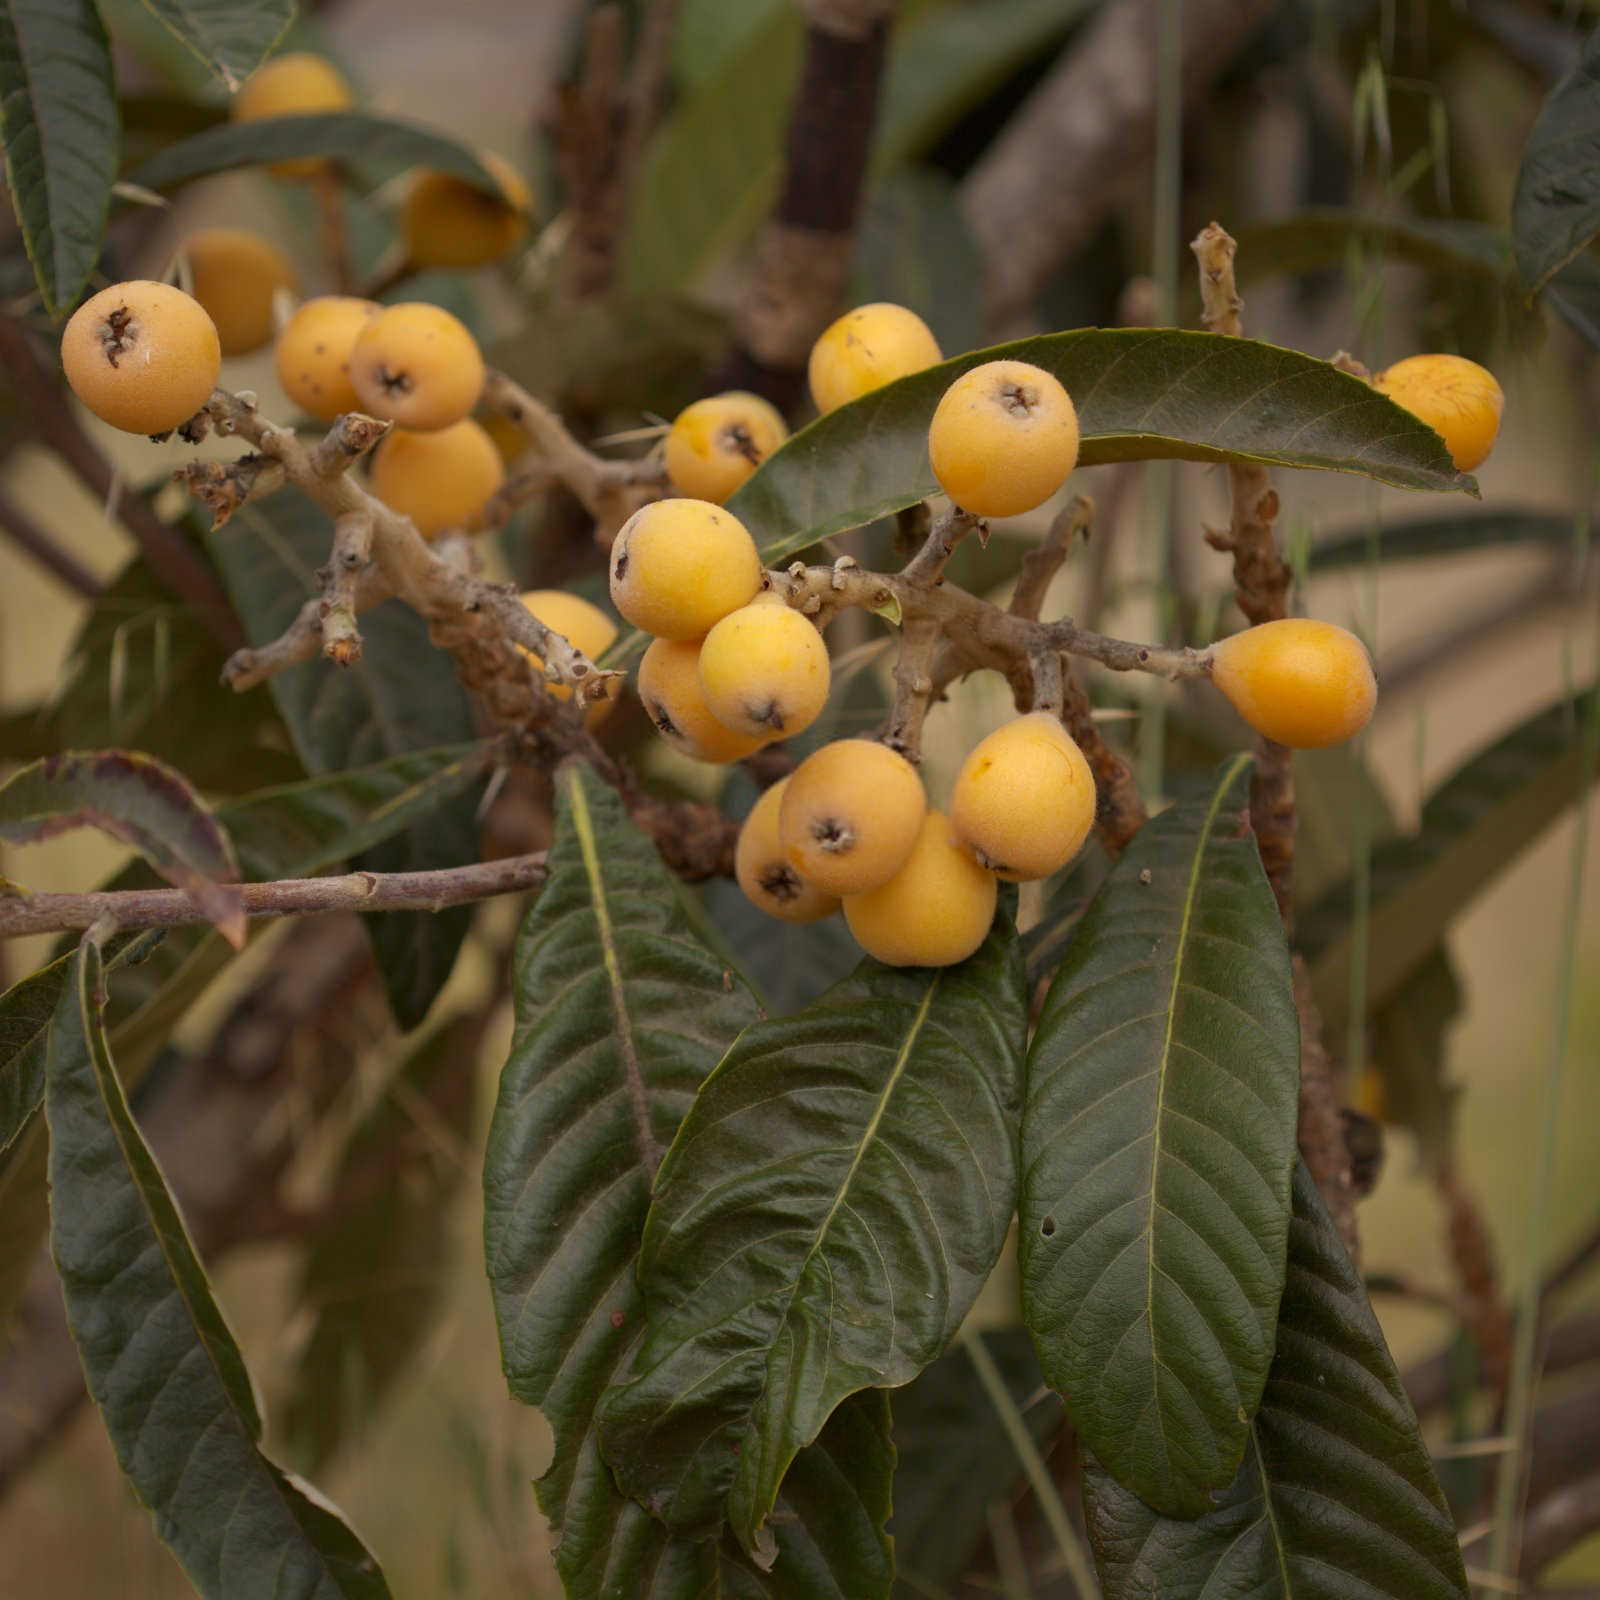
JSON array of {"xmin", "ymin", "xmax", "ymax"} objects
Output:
[{"xmin": 1020, "ymin": 756, "xmax": 1300, "ymax": 1518}]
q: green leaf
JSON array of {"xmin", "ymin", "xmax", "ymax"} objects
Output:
[
  {"xmin": 1084, "ymin": 1161, "xmax": 1469, "ymax": 1600},
  {"xmin": 1302, "ymin": 685, "xmax": 1600, "ymax": 1038},
  {"xmin": 595, "ymin": 904, "xmax": 1028, "ymax": 1565},
  {"xmin": 136, "ymin": 0, "xmax": 293, "ymax": 91},
  {"xmin": 1308, "ymin": 508, "xmax": 1575, "ymax": 571},
  {"xmin": 45, "ymin": 933, "xmax": 392, "ymax": 1598},
  {"xmin": 1546, "ymin": 249, "xmax": 1600, "ymax": 349},
  {"xmin": 0, "ymin": 0, "xmax": 118, "ymax": 315},
  {"xmin": 726, "ymin": 330, "xmax": 1472, "ymax": 568},
  {"xmin": 1513, "ymin": 23, "xmax": 1600, "ymax": 293},
  {"xmin": 0, "ymin": 750, "xmax": 245, "ymax": 944},
  {"xmin": 128, "ymin": 111, "xmax": 499, "ymax": 193},
  {"xmin": 1234, "ymin": 208, "xmax": 1508, "ymax": 283},
  {"xmin": 1019, "ymin": 756, "xmax": 1301, "ymax": 1519},
  {"xmin": 210, "ymin": 489, "xmax": 482, "ymax": 1030}
]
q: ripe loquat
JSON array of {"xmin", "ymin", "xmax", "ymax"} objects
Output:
[
  {"xmin": 348, "ymin": 302, "xmax": 485, "ymax": 432},
  {"xmin": 608, "ymin": 498, "xmax": 763, "ymax": 641},
  {"xmin": 663, "ymin": 391, "xmax": 788, "ymax": 503},
  {"xmin": 368, "ymin": 418, "xmax": 504, "ymax": 538},
  {"xmin": 808, "ymin": 302, "xmax": 942, "ymax": 415},
  {"xmin": 1372, "ymin": 353, "xmax": 1503, "ymax": 472},
  {"xmin": 518, "ymin": 590, "xmax": 620, "ymax": 727},
  {"xmin": 735, "ymin": 779, "xmax": 841, "ymax": 924},
  {"xmin": 698, "ymin": 599, "xmax": 830, "ymax": 740},
  {"xmin": 399, "ymin": 152, "xmax": 532, "ymax": 270},
  {"xmin": 637, "ymin": 638, "xmax": 768, "ymax": 763},
  {"xmin": 1210, "ymin": 618, "xmax": 1377, "ymax": 749},
  {"xmin": 181, "ymin": 228, "xmax": 296, "ymax": 356},
  {"xmin": 231, "ymin": 53, "xmax": 354, "ymax": 179},
  {"xmin": 779, "ymin": 739, "xmax": 926, "ymax": 897},
  {"xmin": 274, "ymin": 296, "xmax": 379, "ymax": 421}
]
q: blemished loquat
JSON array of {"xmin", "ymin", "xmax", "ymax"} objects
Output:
[
  {"xmin": 735, "ymin": 779, "xmax": 841, "ymax": 924},
  {"xmin": 808, "ymin": 302, "xmax": 942, "ymax": 415}
]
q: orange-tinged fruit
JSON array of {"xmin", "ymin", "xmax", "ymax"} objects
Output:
[
  {"xmin": 231, "ymin": 53, "xmax": 354, "ymax": 179},
  {"xmin": 400, "ymin": 151, "xmax": 532, "ymax": 270},
  {"xmin": 951, "ymin": 712, "xmax": 1096, "ymax": 881},
  {"xmin": 928, "ymin": 359, "xmax": 1079, "ymax": 518},
  {"xmin": 843, "ymin": 810, "xmax": 998, "ymax": 968},
  {"xmin": 368, "ymin": 418, "xmax": 504, "ymax": 537},
  {"xmin": 1372, "ymin": 353, "xmax": 1503, "ymax": 472},
  {"xmin": 664, "ymin": 391, "xmax": 789, "ymax": 502},
  {"xmin": 274, "ymin": 295, "xmax": 379, "ymax": 421},
  {"xmin": 698, "ymin": 600, "xmax": 830, "ymax": 740},
  {"xmin": 61, "ymin": 280, "xmax": 221, "ymax": 435},
  {"xmin": 637, "ymin": 638, "xmax": 767, "ymax": 764},
  {"xmin": 1210, "ymin": 618, "xmax": 1377, "ymax": 749},
  {"xmin": 779, "ymin": 739, "xmax": 925, "ymax": 897},
  {"xmin": 348, "ymin": 302, "xmax": 485, "ymax": 432},
  {"xmin": 735, "ymin": 779, "xmax": 840, "ymax": 924},
  {"xmin": 608, "ymin": 498, "xmax": 763, "ymax": 640},
  {"xmin": 808, "ymin": 302, "xmax": 942, "ymax": 415},
  {"xmin": 182, "ymin": 228, "xmax": 296, "ymax": 356},
  {"xmin": 518, "ymin": 589, "xmax": 620, "ymax": 727}
]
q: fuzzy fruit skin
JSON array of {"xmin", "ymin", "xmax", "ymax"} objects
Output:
[
  {"xmin": 609, "ymin": 498, "xmax": 763, "ymax": 640},
  {"xmin": 951, "ymin": 712, "xmax": 1096, "ymax": 881},
  {"xmin": 808, "ymin": 303, "xmax": 942, "ymax": 415},
  {"xmin": 61, "ymin": 281, "xmax": 221, "ymax": 435},
  {"xmin": 348, "ymin": 302, "xmax": 485, "ymax": 432},
  {"xmin": 368, "ymin": 419, "xmax": 504, "ymax": 537},
  {"xmin": 779, "ymin": 739, "xmax": 926, "ymax": 897},
  {"xmin": 698, "ymin": 601, "xmax": 830, "ymax": 739},
  {"xmin": 736, "ymin": 779, "xmax": 840, "ymax": 924},
  {"xmin": 400, "ymin": 151, "xmax": 532, "ymax": 270},
  {"xmin": 182, "ymin": 228, "xmax": 296, "ymax": 356},
  {"xmin": 274, "ymin": 296, "xmax": 379, "ymax": 421},
  {"xmin": 231, "ymin": 53, "xmax": 353, "ymax": 179},
  {"xmin": 637, "ymin": 638, "xmax": 768, "ymax": 763},
  {"xmin": 1372, "ymin": 354, "xmax": 1503, "ymax": 472},
  {"xmin": 928, "ymin": 359, "xmax": 1079, "ymax": 518},
  {"xmin": 519, "ymin": 589, "xmax": 620, "ymax": 727},
  {"xmin": 1211, "ymin": 618, "xmax": 1377, "ymax": 749},
  {"xmin": 843, "ymin": 810, "xmax": 998, "ymax": 968},
  {"xmin": 664, "ymin": 391, "xmax": 789, "ymax": 502}
]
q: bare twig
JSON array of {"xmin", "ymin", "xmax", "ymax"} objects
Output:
[
  {"xmin": 0, "ymin": 852, "xmax": 548, "ymax": 940},
  {"xmin": 0, "ymin": 486, "xmax": 102, "ymax": 597}
]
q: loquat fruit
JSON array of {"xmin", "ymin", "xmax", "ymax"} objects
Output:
[
  {"xmin": 779, "ymin": 738, "xmax": 926, "ymax": 897},
  {"xmin": 518, "ymin": 589, "xmax": 620, "ymax": 727},
  {"xmin": 274, "ymin": 295, "xmax": 380, "ymax": 421},
  {"xmin": 1371, "ymin": 353, "xmax": 1503, "ymax": 472},
  {"xmin": 928, "ymin": 359, "xmax": 1079, "ymax": 518},
  {"xmin": 808, "ymin": 302, "xmax": 942, "ymax": 415},
  {"xmin": 368, "ymin": 418, "xmax": 505, "ymax": 538},
  {"xmin": 637, "ymin": 637, "xmax": 768, "ymax": 763},
  {"xmin": 399, "ymin": 151, "xmax": 532, "ymax": 271},
  {"xmin": 231, "ymin": 52, "xmax": 354, "ymax": 180},
  {"xmin": 61, "ymin": 281, "xmax": 221, "ymax": 435},
  {"xmin": 697, "ymin": 599, "xmax": 830, "ymax": 740},
  {"xmin": 608, "ymin": 497, "xmax": 763, "ymax": 641},
  {"xmin": 735, "ymin": 779, "xmax": 841, "ymax": 924},
  {"xmin": 181, "ymin": 228, "xmax": 296, "ymax": 357},
  {"xmin": 663, "ymin": 391, "xmax": 788, "ymax": 503},
  {"xmin": 348, "ymin": 302, "xmax": 485, "ymax": 432},
  {"xmin": 1210, "ymin": 618, "xmax": 1377, "ymax": 749}
]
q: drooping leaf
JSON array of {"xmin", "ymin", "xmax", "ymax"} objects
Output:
[
  {"xmin": 726, "ymin": 330, "xmax": 1471, "ymax": 568},
  {"xmin": 129, "ymin": 111, "xmax": 499, "ymax": 193},
  {"xmin": 595, "ymin": 902, "xmax": 1028, "ymax": 1566},
  {"xmin": 1302, "ymin": 685, "xmax": 1600, "ymax": 1037},
  {"xmin": 890, "ymin": 1330, "xmax": 1061, "ymax": 1599},
  {"xmin": 1308, "ymin": 508, "xmax": 1574, "ymax": 571},
  {"xmin": 45, "ymin": 933, "xmax": 392, "ymax": 1598},
  {"xmin": 1513, "ymin": 22, "xmax": 1600, "ymax": 293},
  {"xmin": 136, "ymin": 0, "xmax": 293, "ymax": 91},
  {"xmin": 1084, "ymin": 1161, "xmax": 1469, "ymax": 1600},
  {"xmin": 1546, "ymin": 249, "xmax": 1600, "ymax": 349},
  {"xmin": 0, "ymin": 750, "xmax": 244, "ymax": 944},
  {"xmin": 0, "ymin": 0, "xmax": 118, "ymax": 314},
  {"xmin": 1019, "ymin": 755, "xmax": 1301, "ymax": 1519},
  {"xmin": 210, "ymin": 489, "xmax": 482, "ymax": 1030}
]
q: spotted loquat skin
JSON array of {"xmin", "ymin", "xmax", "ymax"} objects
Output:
[
  {"xmin": 1210, "ymin": 618, "xmax": 1377, "ymax": 749},
  {"xmin": 779, "ymin": 738, "xmax": 926, "ymax": 897},
  {"xmin": 518, "ymin": 590, "xmax": 620, "ymax": 727},
  {"xmin": 843, "ymin": 810, "xmax": 998, "ymax": 968},
  {"xmin": 637, "ymin": 638, "xmax": 768, "ymax": 764},
  {"xmin": 348, "ymin": 302, "xmax": 485, "ymax": 432},
  {"xmin": 608, "ymin": 498, "xmax": 763, "ymax": 641},
  {"xmin": 951, "ymin": 712, "xmax": 1096, "ymax": 881},
  {"xmin": 807, "ymin": 302, "xmax": 942, "ymax": 415},
  {"xmin": 664, "ymin": 391, "xmax": 789, "ymax": 503},
  {"xmin": 928, "ymin": 359, "xmax": 1079, "ymax": 519},
  {"xmin": 231, "ymin": 53, "xmax": 354, "ymax": 179},
  {"xmin": 368, "ymin": 418, "xmax": 505, "ymax": 538},
  {"xmin": 182, "ymin": 229, "xmax": 296, "ymax": 356},
  {"xmin": 1372, "ymin": 354, "xmax": 1503, "ymax": 472},
  {"xmin": 697, "ymin": 600, "xmax": 830, "ymax": 740},
  {"xmin": 735, "ymin": 779, "xmax": 841, "ymax": 924},
  {"xmin": 274, "ymin": 296, "xmax": 380, "ymax": 422},
  {"xmin": 400, "ymin": 151, "xmax": 532, "ymax": 270},
  {"xmin": 61, "ymin": 281, "xmax": 221, "ymax": 435}
]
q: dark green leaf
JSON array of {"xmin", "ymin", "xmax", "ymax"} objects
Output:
[
  {"xmin": 1302, "ymin": 686, "xmax": 1599, "ymax": 1037},
  {"xmin": 0, "ymin": 750, "xmax": 244, "ymax": 943},
  {"xmin": 129, "ymin": 111, "xmax": 499, "ymax": 193},
  {"xmin": 210, "ymin": 489, "xmax": 482, "ymax": 1030},
  {"xmin": 891, "ymin": 1330, "xmax": 1061, "ymax": 1598},
  {"xmin": 1513, "ymin": 23, "xmax": 1600, "ymax": 292},
  {"xmin": 1546, "ymin": 249, "xmax": 1600, "ymax": 349},
  {"xmin": 1234, "ymin": 209, "xmax": 1508, "ymax": 283},
  {"xmin": 726, "ymin": 330, "xmax": 1471, "ymax": 568},
  {"xmin": 1020, "ymin": 756, "xmax": 1301, "ymax": 1518},
  {"xmin": 596, "ymin": 905, "xmax": 1027, "ymax": 1564},
  {"xmin": 45, "ymin": 934, "xmax": 392, "ymax": 1598},
  {"xmin": 1084, "ymin": 1161, "xmax": 1469, "ymax": 1600},
  {"xmin": 136, "ymin": 0, "xmax": 293, "ymax": 91},
  {"xmin": 1309, "ymin": 508, "xmax": 1576, "ymax": 571},
  {"xmin": 0, "ymin": 0, "xmax": 117, "ymax": 314},
  {"xmin": 1367, "ymin": 948, "xmax": 1463, "ymax": 1178}
]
